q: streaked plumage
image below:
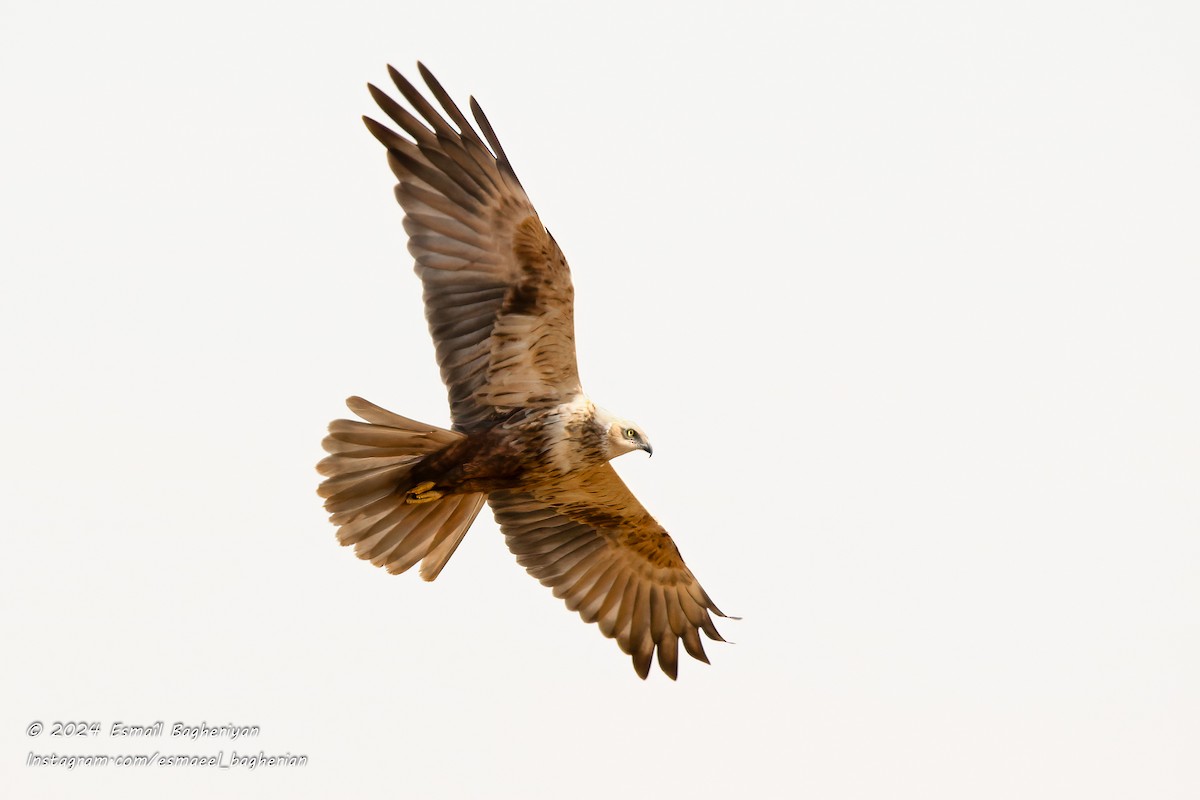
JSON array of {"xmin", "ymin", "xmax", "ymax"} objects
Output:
[{"xmin": 318, "ymin": 64, "xmax": 731, "ymax": 679}]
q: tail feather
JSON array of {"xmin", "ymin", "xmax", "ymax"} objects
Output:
[
  {"xmin": 317, "ymin": 460, "xmax": 416, "ymax": 503},
  {"xmin": 421, "ymin": 495, "xmax": 486, "ymax": 580},
  {"xmin": 345, "ymin": 395, "xmax": 456, "ymax": 432},
  {"xmin": 322, "ymin": 419, "xmax": 450, "ymax": 453},
  {"xmin": 318, "ymin": 396, "xmax": 485, "ymax": 581},
  {"xmin": 372, "ymin": 499, "xmax": 455, "ymax": 574}
]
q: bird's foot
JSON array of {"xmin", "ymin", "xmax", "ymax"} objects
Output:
[{"xmin": 405, "ymin": 481, "xmax": 442, "ymax": 505}]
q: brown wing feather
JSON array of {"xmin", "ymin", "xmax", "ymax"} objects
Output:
[
  {"xmin": 364, "ymin": 64, "xmax": 581, "ymax": 432},
  {"xmin": 488, "ymin": 464, "xmax": 730, "ymax": 680}
]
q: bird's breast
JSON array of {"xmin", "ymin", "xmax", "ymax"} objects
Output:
[{"xmin": 539, "ymin": 395, "xmax": 607, "ymax": 476}]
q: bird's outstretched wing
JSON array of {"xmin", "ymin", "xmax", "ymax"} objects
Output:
[
  {"xmin": 489, "ymin": 465, "xmax": 731, "ymax": 680},
  {"xmin": 364, "ymin": 64, "xmax": 581, "ymax": 433}
]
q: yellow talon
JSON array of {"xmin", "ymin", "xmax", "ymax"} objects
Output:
[{"xmin": 405, "ymin": 481, "xmax": 442, "ymax": 505}]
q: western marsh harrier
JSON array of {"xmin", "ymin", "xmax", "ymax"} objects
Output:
[{"xmin": 318, "ymin": 65, "xmax": 731, "ymax": 679}]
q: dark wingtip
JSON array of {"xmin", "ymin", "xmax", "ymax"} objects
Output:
[
  {"xmin": 362, "ymin": 115, "xmax": 393, "ymax": 146},
  {"xmin": 683, "ymin": 634, "xmax": 710, "ymax": 665},
  {"xmin": 387, "ymin": 63, "xmax": 421, "ymax": 99},
  {"xmin": 468, "ymin": 96, "xmax": 499, "ymax": 154},
  {"xmin": 700, "ymin": 618, "xmax": 727, "ymax": 644},
  {"xmin": 658, "ymin": 652, "xmax": 679, "ymax": 681}
]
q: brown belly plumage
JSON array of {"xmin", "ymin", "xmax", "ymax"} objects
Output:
[{"xmin": 407, "ymin": 418, "xmax": 543, "ymax": 496}]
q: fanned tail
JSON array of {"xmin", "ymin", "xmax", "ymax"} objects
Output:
[{"xmin": 317, "ymin": 396, "xmax": 486, "ymax": 581}]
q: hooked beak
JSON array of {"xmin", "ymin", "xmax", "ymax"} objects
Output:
[{"xmin": 639, "ymin": 441, "xmax": 653, "ymax": 457}]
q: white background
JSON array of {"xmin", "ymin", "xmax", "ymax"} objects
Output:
[{"xmin": 2, "ymin": 1, "xmax": 1197, "ymax": 797}]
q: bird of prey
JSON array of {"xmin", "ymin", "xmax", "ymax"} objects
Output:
[{"xmin": 318, "ymin": 64, "xmax": 731, "ymax": 679}]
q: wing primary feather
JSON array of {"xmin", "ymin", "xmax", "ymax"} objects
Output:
[
  {"xmin": 366, "ymin": 85, "xmax": 437, "ymax": 146},
  {"xmin": 418, "ymin": 148, "xmax": 490, "ymax": 204},
  {"xmin": 416, "ymin": 62, "xmax": 489, "ymax": 150},
  {"xmin": 466, "ymin": 96, "xmax": 507, "ymax": 162},
  {"xmin": 629, "ymin": 582, "xmax": 653, "ymax": 679},
  {"xmin": 363, "ymin": 113, "xmax": 424, "ymax": 153},
  {"xmin": 377, "ymin": 71, "xmax": 503, "ymax": 194},
  {"xmin": 632, "ymin": 649, "xmax": 652, "ymax": 681},
  {"xmin": 656, "ymin": 634, "xmax": 679, "ymax": 681},
  {"xmin": 458, "ymin": 135, "xmax": 510, "ymax": 194},
  {"xmin": 687, "ymin": 582, "xmax": 738, "ymax": 620},
  {"xmin": 613, "ymin": 577, "xmax": 640, "ymax": 655},
  {"xmin": 468, "ymin": 96, "xmax": 524, "ymax": 191},
  {"xmin": 650, "ymin": 585, "xmax": 668, "ymax": 644},
  {"xmin": 701, "ymin": 617, "xmax": 728, "ymax": 643},
  {"xmin": 665, "ymin": 587, "xmax": 689, "ymax": 636},
  {"xmin": 429, "ymin": 135, "xmax": 499, "ymax": 197},
  {"xmin": 387, "ymin": 64, "xmax": 459, "ymax": 139},
  {"xmin": 364, "ymin": 93, "xmax": 436, "ymax": 148},
  {"xmin": 681, "ymin": 626, "xmax": 710, "ymax": 665}
]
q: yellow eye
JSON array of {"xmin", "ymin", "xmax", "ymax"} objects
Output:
[{"xmin": 625, "ymin": 428, "xmax": 636, "ymax": 440}]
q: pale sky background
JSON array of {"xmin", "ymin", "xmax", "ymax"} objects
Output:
[{"xmin": 2, "ymin": 1, "xmax": 1198, "ymax": 798}]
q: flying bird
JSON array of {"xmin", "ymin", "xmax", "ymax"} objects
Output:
[{"xmin": 318, "ymin": 64, "xmax": 731, "ymax": 679}]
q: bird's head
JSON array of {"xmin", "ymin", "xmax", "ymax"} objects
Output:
[{"xmin": 595, "ymin": 408, "xmax": 653, "ymax": 459}]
